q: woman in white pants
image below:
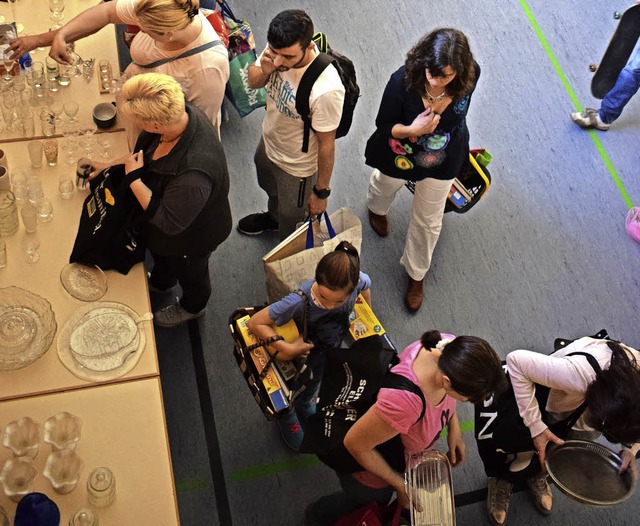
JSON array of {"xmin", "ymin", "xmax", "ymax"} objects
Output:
[{"xmin": 364, "ymin": 28, "xmax": 480, "ymax": 311}]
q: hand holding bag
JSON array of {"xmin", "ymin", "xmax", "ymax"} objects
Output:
[{"xmin": 263, "ymin": 208, "xmax": 362, "ymax": 303}]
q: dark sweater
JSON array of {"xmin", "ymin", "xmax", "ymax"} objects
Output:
[
  {"xmin": 136, "ymin": 104, "xmax": 232, "ymax": 257},
  {"xmin": 365, "ymin": 63, "xmax": 480, "ymax": 182}
]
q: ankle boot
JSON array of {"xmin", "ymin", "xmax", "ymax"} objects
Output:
[
  {"xmin": 368, "ymin": 210, "xmax": 389, "ymax": 237},
  {"xmin": 405, "ymin": 275, "xmax": 424, "ymax": 312}
]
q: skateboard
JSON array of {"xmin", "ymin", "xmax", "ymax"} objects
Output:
[{"xmin": 591, "ymin": 4, "xmax": 640, "ymax": 99}]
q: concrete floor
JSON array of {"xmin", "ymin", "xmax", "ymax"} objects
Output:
[{"xmin": 152, "ymin": 1, "xmax": 639, "ymax": 525}]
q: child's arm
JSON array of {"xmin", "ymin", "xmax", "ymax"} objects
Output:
[
  {"xmin": 247, "ymin": 308, "xmax": 314, "ymax": 361},
  {"xmin": 361, "ymin": 288, "xmax": 372, "ymax": 306}
]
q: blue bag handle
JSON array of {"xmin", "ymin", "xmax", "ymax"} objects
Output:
[
  {"xmin": 217, "ymin": 0, "xmax": 239, "ymax": 23},
  {"xmin": 305, "ymin": 212, "xmax": 336, "ymax": 249}
]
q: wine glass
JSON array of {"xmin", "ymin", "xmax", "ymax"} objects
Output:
[
  {"xmin": 61, "ymin": 123, "xmax": 79, "ymax": 164},
  {"xmin": 62, "ymin": 100, "xmax": 79, "ymax": 123},
  {"xmin": 49, "ymin": 0, "xmax": 65, "ymax": 27},
  {"xmin": 22, "ymin": 235, "xmax": 41, "ymax": 264},
  {"xmin": 2, "ymin": 49, "xmax": 15, "ymax": 82},
  {"xmin": 96, "ymin": 135, "xmax": 112, "ymax": 160},
  {"xmin": 80, "ymin": 124, "xmax": 96, "ymax": 155}
]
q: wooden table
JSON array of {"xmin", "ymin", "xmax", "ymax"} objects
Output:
[
  {"xmin": 0, "ymin": 133, "xmax": 160, "ymax": 401},
  {"xmin": 0, "ymin": 377, "xmax": 179, "ymax": 525},
  {"xmin": 0, "ymin": 0, "xmax": 124, "ymax": 142}
]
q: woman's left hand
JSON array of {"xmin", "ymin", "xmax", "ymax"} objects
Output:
[
  {"xmin": 619, "ymin": 448, "xmax": 638, "ymax": 481},
  {"xmin": 125, "ymin": 150, "xmax": 144, "ymax": 174},
  {"xmin": 447, "ymin": 425, "xmax": 466, "ymax": 467}
]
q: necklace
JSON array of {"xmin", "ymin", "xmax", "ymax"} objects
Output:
[
  {"xmin": 425, "ymin": 87, "xmax": 447, "ymax": 104},
  {"xmin": 159, "ymin": 130, "xmax": 185, "ymax": 144}
]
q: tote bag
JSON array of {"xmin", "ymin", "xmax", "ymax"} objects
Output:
[{"xmin": 263, "ymin": 208, "xmax": 362, "ymax": 303}]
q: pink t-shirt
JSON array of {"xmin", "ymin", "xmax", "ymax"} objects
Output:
[{"xmin": 353, "ymin": 339, "xmax": 457, "ymax": 488}]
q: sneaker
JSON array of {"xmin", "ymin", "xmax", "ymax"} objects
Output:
[
  {"xmin": 527, "ymin": 473, "xmax": 553, "ymax": 515},
  {"xmin": 570, "ymin": 108, "xmax": 610, "ymax": 130},
  {"xmin": 277, "ymin": 411, "xmax": 304, "ymax": 451},
  {"xmin": 153, "ymin": 299, "xmax": 205, "ymax": 328},
  {"xmin": 487, "ymin": 477, "xmax": 513, "ymax": 526},
  {"xmin": 237, "ymin": 212, "xmax": 279, "ymax": 236}
]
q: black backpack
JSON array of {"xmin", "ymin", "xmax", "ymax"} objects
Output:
[
  {"xmin": 300, "ymin": 336, "xmax": 426, "ymax": 474},
  {"xmin": 295, "ymin": 32, "xmax": 360, "ymax": 153}
]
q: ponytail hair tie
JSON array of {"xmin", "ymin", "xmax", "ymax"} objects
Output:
[{"xmin": 434, "ymin": 337, "xmax": 454, "ymax": 352}]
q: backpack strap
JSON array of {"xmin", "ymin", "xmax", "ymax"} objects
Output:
[
  {"xmin": 133, "ymin": 40, "xmax": 223, "ymax": 69},
  {"xmin": 295, "ymin": 52, "xmax": 334, "ymax": 153},
  {"xmin": 381, "ymin": 372, "xmax": 426, "ymax": 424}
]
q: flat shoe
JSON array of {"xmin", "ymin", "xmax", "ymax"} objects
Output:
[{"xmin": 368, "ymin": 210, "xmax": 389, "ymax": 237}]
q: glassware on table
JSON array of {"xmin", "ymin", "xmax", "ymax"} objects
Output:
[
  {"xmin": 59, "ymin": 65, "xmax": 73, "ymax": 87},
  {"xmin": 2, "ymin": 50, "xmax": 15, "ymax": 84},
  {"xmin": 98, "ymin": 59, "xmax": 112, "ymax": 92},
  {"xmin": 1, "ymin": 417, "xmax": 40, "ymax": 458},
  {"xmin": 20, "ymin": 202, "xmax": 38, "ymax": 232},
  {"xmin": 1, "ymin": 105, "xmax": 16, "ymax": 132},
  {"xmin": 27, "ymin": 176, "xmax": 44, "ymax": 205},
  {"xmin": 63, "ymin": 99, "xmax": 79, "ymax": 123},
  {"xmin": 0, "ymin": 190, "xmax": 19, "ymax": 237},
  {"xmin": 22, "ymin": 234, "xmax": 40, "ymax": 264},
  {"xmin": 96, "ymin": 134, "xmax": 112, "ymax": 160},
  {"xmin": 39, "ymin": 108, "xmax": 56, "ymax": 136},
  {"xmin": 80, "ymin": 124, "xmax": 96, "ymax": 155},
  {"xmin": 27, "ymin": 61, "xmax": 45, "ymax": 87},
  {"xmin": 76, "ymin": 157, "xmax": 93, "ymax": 189},
  {"xmin": 49, "ymin": 0, "xmax": 65, "ymax": 27},
  {"xmin": 87, "ymin": 467, "xmax": 116, "ymax": 507},
  {"xmin": 0, "ymin": 239, "xmax": 7, "ymax": 269},
  {"xmin": 61, "ymin": 124, "xmax": 79, "ymax": 164},
  {"xmin": 20, "ymin": 110, "xmax": 35, "ymax": 138},
  {"xmin": 58, "ymin": 173, "xmax": 75, "ymax": 199},
  {"xmin": 82, "ymin": 59, "xmax": 95, "ymax": 84},
  {"xmin": 12, "ymin": 72, "xmax": 26, "ymax": 93},
  {"xmin": 43, "ymin": 138, "xmax": 58, "ymax": 166},
  {"xmin": 37, "ymin": 198, "xmax": 53, "ymax": 222},
  {"xmin": 11, "ymin": 169, "xmax": 28, "ymax": 203},
  {"xmin": 27, "ymin": 140, "xmax": 43, "ymax": 168},
  {"xmin": 43, "ymin": 412, "xmax": 82, "ymax": 451},
  {"xmin": 0, "ymin": 457, "xmax": 38, "ymax": 502},
  {"xmin": 69, "ymin": 508, "xmax": 98, "ymax": 526},
  {"xmin": 43, "ymin": 449, "xmax": 84, "ymax": 494}
]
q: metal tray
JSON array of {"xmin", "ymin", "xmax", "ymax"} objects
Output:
[
  {"xmin": 546, "ymin": 439, "xmax": 635, "ymax": 506},
  {"xmin": 406, "ymin": 450, "xmax": 455, "ymax": 526}
]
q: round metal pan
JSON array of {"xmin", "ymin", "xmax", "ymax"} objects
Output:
[{"xmin": 545, "ymin": 439, "xmax": 635, "ymax": 506}]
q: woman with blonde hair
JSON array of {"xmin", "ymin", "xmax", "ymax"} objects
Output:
[
  {"xmin": 8, "ymin": 0, "xmax": 228, "ymax": 134},
  {"xmin": 89, "ymin": 72, "xmax": 232, "ymax": 327}
]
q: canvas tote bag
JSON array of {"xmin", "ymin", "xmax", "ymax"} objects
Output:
[{"xmin": 263, "ymin": 208, "xmax": 362, "ymax": 303}]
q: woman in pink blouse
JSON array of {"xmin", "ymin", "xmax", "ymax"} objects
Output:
[{"xmin": 304, "ymin": 330, "xmax": 505, "ymax": 525}]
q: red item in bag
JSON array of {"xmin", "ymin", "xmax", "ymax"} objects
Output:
[
  {"xmin": 205, "ymin": 9, "xmax": 229, "ymax": 48},
  {"xmin": 122, "ymin": 24, "xmax": 141, "ymax": 48}
]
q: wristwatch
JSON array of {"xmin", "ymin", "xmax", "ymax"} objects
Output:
[{"xmin": 312, "ymin": 185, "xmax": 331, "ymax": 199}]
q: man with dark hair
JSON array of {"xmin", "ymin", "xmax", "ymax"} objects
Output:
[{"xmin": 238, "ymin": 9, "xmax": 345, "ymax": 239}]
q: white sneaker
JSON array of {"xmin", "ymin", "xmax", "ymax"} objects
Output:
[{"xmin": 570, "ymin": 108, "xmax": 610, "ymax": 130}]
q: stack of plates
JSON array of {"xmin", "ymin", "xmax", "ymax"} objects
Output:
[
  {"xmin": 0, "ymin": 287, "xmax": 57, "ymax": 370},
  {"xmin": 57, "ymin": 302, "xmax": 150, "ymax": 381}
]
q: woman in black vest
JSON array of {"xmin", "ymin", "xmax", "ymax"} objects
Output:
[{"xmin": 92, "ymin": 72, "xmax": 232, "ymax": 327}]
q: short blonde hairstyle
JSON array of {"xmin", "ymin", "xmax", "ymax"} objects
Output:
[
  {"xmin": 120, "ymin": 73, "xmax": 185, "ymax": 125},
  {"xmin": 135, "ymin": 0, "xmax": 199, "ymax": 33}
]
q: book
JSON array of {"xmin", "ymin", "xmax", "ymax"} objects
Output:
[
  {"xmin": 348, "ymin": 295, "xmax": 386, "ymax": 340},
  {"xmin": 236, "ymin": 315, "xmax": 291, "ymax": 412}
]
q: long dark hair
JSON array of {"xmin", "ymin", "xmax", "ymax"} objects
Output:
[
  {"xmin": 404, "ymin": 28, "xmax": 475, "ymax": 100},
  {"xmin": 315, "ymin": 241, "xmax": 360, "ymax": 294},
  {"xmin": 422, "ymin": 330, "xmax": 506, "ymax": 404},
  {"xmin": 584, "ymin": 341, "xmax": 640, "ymax": 445}
]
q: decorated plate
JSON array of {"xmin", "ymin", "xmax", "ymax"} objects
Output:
[
  {"xmin": 60, "ymin": 263, "xmax": 108, "ymax": 302},
  {"xmin": 0, "ymin": 287, "xmax": 57, "ymax": 370}
]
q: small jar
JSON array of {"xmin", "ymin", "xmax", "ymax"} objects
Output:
[
  {"xmin": 87, "ymin": 467, "xmax": 115, "ymax": 507},
  {"xmin": 69, "ymin": 508, "xmax": 98, "ymax": 526}
]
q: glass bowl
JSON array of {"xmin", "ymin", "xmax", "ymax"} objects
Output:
[
  {"xmin": 43, "ymin": 412, "xmax": 82, "ymax": 451},
  {"xmin": 43, "ymin": 450, "xmax": 84, "ymax": 494},
  {"xmin": 0, "ymin": 457, "xmax": 39, "ymax": 502},
  {"xmin": 1, "ymin": 416, "xmax": 40, "ymax": 458}
]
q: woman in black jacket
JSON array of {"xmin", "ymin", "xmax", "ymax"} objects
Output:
[{"xmin": 364, "ymin": 28, "xmax": 480, "ymax": 312}]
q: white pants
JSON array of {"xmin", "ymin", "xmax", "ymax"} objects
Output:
[{"xmin": 367, "ymin": 169, "xmax": 453, "ymax": 281}]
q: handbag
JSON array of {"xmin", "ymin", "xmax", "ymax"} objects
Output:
[
  {"xmin": 263, "ymin": 208, "xmax": 362, "ymax": 303},
  {"xmin": 218, "ymin": 0, "xmax": 267, "ymax": 117},
  {"xmin": 69, "ymin": 165, "xmax": 145, "ymax": 275},
  {"xmin": 333, "ymin": 500, "xmax": 403, "ymax": 526}
]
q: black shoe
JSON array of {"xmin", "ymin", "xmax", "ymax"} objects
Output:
[{"xmin": 237, "ymin": 212, "xmax": 279, "ymax": 236}]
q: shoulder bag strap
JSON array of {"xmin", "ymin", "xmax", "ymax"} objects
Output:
[
  {"xmin": 295, "ymin": 52, "xmax": 333, "ymax": 153},
  {"xmin": 382, "ymin": 372, "xmax": 427, "ymax": 424},
  {"xmin": 133, "ymin": 40, "xmax": 222, "ymax": 69}
]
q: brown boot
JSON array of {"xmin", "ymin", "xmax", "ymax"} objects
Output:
[
  {"xmin": 405, "ymin": 275, "xmax": 424, "ymax": 312},
  {"xmin": 368, "ymin": 210, "xmax": 389, "ymax": 237}
]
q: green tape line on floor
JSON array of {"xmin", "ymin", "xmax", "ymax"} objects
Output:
[
  {"xmin": 519, "ymin": 0, "xmax": 634, "ymax": 209},
  {"xmin": 228, "ymin": 420, "xmax": 476, "ymax": 482}
]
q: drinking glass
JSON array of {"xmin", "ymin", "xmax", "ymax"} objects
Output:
[
  {"xmin": 1, "ymin": 106, "xmax": 15, "ymax": 131},
  {"xmin": 76, "ymin": 158, "xmax": 93, "ymax": 189},
  {"xmin": 20, "ymin": 202, "xmax": 38, "ymax": 232},
  {"xmin": 11, "ymin": 73, "xmax": 26, "ymax": 93},
  {"xmin": 49, "ymin": 0, "xmax": 65, "ymax": 26},
  {"xmin": 63, "ymin": 100, "xmax": 79, "ymax": 123},
  {"xmin": 87, "ymin": 467, "xmax": 116, "ymax": 508},
  {"xmin": 96, "ymin": 135, "xmax": 112, "ymax": 160},
  {"xmin": 28, "ymin": 61, "xmax": 45, "ymax": 87},
  {"xmin": 82, "ymin": 59, "xmax": 94, "ymax": 84},
  {"xmin": 61, "ymin": 124, "xmax": 79, "ymax": 164},
  {"xmin": 39, "ymin": 109, "xmax": 56, "ymax": 136},
  {"xmin": 11, "ymin": 169, "xmax": 27, "ymax": 203},
  {"xmin": 58, "ymin": 172, "xmax": 74, "ymax": 199},
  {"xmin": 58, "ymin": 65, "xmax": 72, "ymax": 86},
  {"xmin": 0, "ymin": 190, "xmax": 19, "ymax": 237},
  {"xmin": 22, "ymin": 234, "xmax": 40, "ymax": 264},
  {"xmin": 2, "ymin": 50, "xmax": 15, "ymax": 82},
  {"xmin": 43, "ymin": 138, "xmax": 58, "ymax": 166},
  {"xmin": 26, "ymin": 176, "xmax": 44, "ymax": 205},
  {"xmin": 19, "ymin": 111, "xmax": 35, "ymax": 138},
  {"xmin": 80, "ymin": 124, "xmax": 96, "ymax": 155},
  {"xmin": 27, "ymin": 141, "xmax": 43, "ymax": 168},
  {"xmin": 37, "ymin": 198, "xmax": 53, "ymax": 222}
]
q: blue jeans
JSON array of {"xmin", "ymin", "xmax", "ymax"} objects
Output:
[
  {"xmin": 306, "ymin": 473, "xmax": 394, "ymax": 526},
  {"xmin": 599, "ymin": 47, "xmax": 640, "ymax": 124}
]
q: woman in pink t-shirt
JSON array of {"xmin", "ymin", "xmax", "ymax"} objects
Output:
[{"xmin": 305, "ymin": 330, "xmax": 505, "ymax": 525}]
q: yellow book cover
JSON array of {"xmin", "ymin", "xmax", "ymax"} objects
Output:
[
  {"xmin": 236, "ymin": 316, "xmax": 289, "ymax": 411},
  {"xmin": 348, "ymin": 295, "xmax": 386, "ymax": 340}
]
